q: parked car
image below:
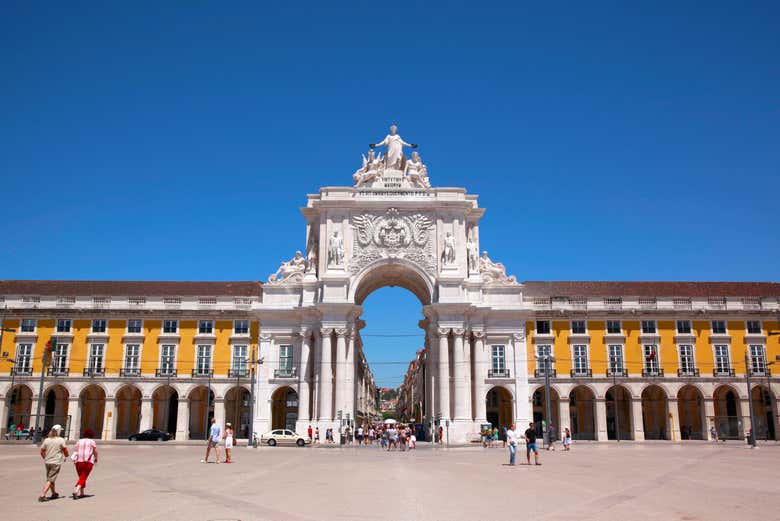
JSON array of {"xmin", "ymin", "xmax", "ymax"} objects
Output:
[
  {"xmin": 4, "ymin": 429, "xmax": 31, "ymax": 440},
  {"xmin": 260, "ymin": 429, "xmax": 310, "ymax": 447},
  {"xmin": 128, "ymin": 429, "xmax": 172, "ymax": 441}
]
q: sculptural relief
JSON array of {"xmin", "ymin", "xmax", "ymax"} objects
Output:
[
  {"xmin": 404, "ymin": 151, "xmax": 430, "ymax": 188},
  {"xmin": 478, "ymin": 250, "xmax": 517, "ymax": 285},
  {"xmin": 268, "ymin": 251, "xmax": 307, "ymax": 284},
  {"xmin": 352, "ymin": 125, "xmax": 430, "ymax": 189}
]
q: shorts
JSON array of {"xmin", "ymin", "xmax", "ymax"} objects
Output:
[
  {"xmin": 526, "ymin": 442, "xmax": 538, "ymax": 453},
  {"xmin": 208, "ymin": 439, "xmax": 220, "ymax": 448},
  {"xmin": 45, "ymin": 463, "xmax": 61, "ymax": 482}
]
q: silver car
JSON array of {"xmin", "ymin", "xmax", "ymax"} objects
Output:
[{"xmin": 260, "ymin": 429, "xmax": 311, "ymax": 447}]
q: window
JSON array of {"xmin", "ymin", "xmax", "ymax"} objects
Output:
[
  {"xmin": 608, "ymin": 345, "xmax": 624, "ymax": 374},
  {"xmin": 536, "ymin": 321, "xmax": 551, "ymax": 335},
  {"xmin": 749, "ymin": 345, "xmax": 767, "ymax": 374},
  {"xmin": 127, "ymin": 319, "xmax": 143, "ymax": 334},
  {"xmin": 124, "ymin": 344, "xmax": 140, "ymax": 372},
  {"xmin": 88, "ymin": 344, "xmax": 105, "ymax": 373},
  {"xmin": 56, "ymin": 319, "xmax": 72, "ymax": 333},
  {"xmin": 606, "ymin": 321, "xmax": 621, "ymax": 334},
  {"xmin": 232, "ymin": 345, "xmax": 248, "ymax": 374},
  {"xmin": 536, "ymin": 344, "xmax": 553, "ymax": 373},
  {"xmin": 711, "ymin": 321, "xmax": 726, "ymax": 334},
  {"xmin": 51, "ymin": 343, "xmax": 69, "ymax": 374},
  {"xmin": 490, "ymin": 345, "xmax": 506, "ymax": 376},
  {"xmin": 15, "ymin": 344, "xmax": 33, "ymax": 373},
  {"xmin": 571, "ymin": 321, "xmax": 586, "ymax": 334},
  {"xmin": 20, "ymin": 319, "xmax": 36, "ymax": 333},
  {"xmin": 234, "ymin": 320, "xmax": 249, "ymax": 335},
  {"xmin": 163, "ymin": 320, "xmax": 178, "ymax": 334},
  {"xmin": 196, "ymin": 345, "xmax": 212, "ymax": 375},
  {"xmin": 160, "ymin": 344, "xmax": 176, "ymax": 375},
  {"xmin": 746, "ymin": 321, "xmax": 762, "ymax": 335},
  {"xmin": 198, "ymin": 320, "xmax": 214, "ymax": 334},
  {"xmin": 679, "ymin": 344, "xmax": 695, "ymax": 374},
  {"xmin": 92, "ymin": 319, "xmax": 106, "ymax": 333},
  {"xmin": 676, "ymin": 320, "xmax": 692, "ymax": 334},
  {"xmin": 714, "ymin": 345, "xmax": 731, "ymax": 374},
  {"xmin": 279, "ymin": 344, "xmax": 293, "ymax": 373},
  {"xmin": 572, "ymin": 344, "xmax": 589, "ymax": 375},
  {"xmin": 641, "ymin": 320, "xmax": 656, "ymax": 334},
  {"xmin": 643, "ymin": 345, "xmax": 660, "ymax": 374}
]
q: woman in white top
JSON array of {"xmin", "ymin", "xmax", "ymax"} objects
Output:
[{"xmin": 224, "ymin": 423, "xmax": 234, "ymax": 463}]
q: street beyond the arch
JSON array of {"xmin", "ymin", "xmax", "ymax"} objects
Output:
[{"xmin": 2, "ymin": 442, "xmax": 776, "ymax": 521}]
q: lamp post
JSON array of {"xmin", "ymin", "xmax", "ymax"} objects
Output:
[
  {"xmin": 247, "ymin": 345, "xmax": 263, "ymax": 448},
  {"xmin": 610, "ymin": 355, "xmax": 621, "ymax": 442},
  {"xmin": 33, "ymin": 338, "xmax": 54, "ymax": 444},
  {"xmin": 536, "ymin": 354, "xmax": 555, "ymax": 446}
]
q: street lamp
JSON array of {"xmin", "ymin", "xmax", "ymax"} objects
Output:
[
  {"xmin": 745, "ymin": 349, "xmax": 758, "ymax": 448},
  {"xmin": 247, "ymin": 345, "xmax": 264, "ymax": 448},
  {"xmin": 536, "ymin": 353, "xmax": 555, "ymax": 445},
  {"xmin": 609, "ymin": 354, "xmax": 622, "ymax": 442}
]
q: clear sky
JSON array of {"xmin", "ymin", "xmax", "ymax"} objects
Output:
[{"xmin": 2, "ymin": 2, "xmax": 778, "ymax": 386}]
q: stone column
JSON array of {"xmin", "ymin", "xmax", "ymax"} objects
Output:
[
  {"xmin": 140, "ymin": 398, "xmax": 153, "ymax": 431},
  {"xmin": 68, "ymin": 397, "xmax": 81, "ymax": 439},
  {"xmin": 214, "ymin": 398, "xmax": 226, "ymax": 431},
  {"xmin": 344, "ymin": 330, "xmax": 356, "ymax": 420},
  {"xmin": 595, "ymin": 398, "xmax": 608, "ymax": 441},
  {"xmin": 631, "ymin": 398, "xmax": 645, "ymax": 441},
  {"xmin": 437, "ymin": 328, "xmax": 451, "ymax": 419},
  {"xmin": 319, "ymin": 328, "xmax": 334, "ymax": 421},
  {"xmin": 176, "ymin": 397, "xmax": 189, "ymax": 440},
  {"xmin": 334, "ymin": 329, "xmax": 348, "ymax": 419},
  {"xmin": 473, "ymin": 332, "xmax": 487, "ymax": 424},
  {"xmin": 740, "ymin": 399, "xmax": 752, "ymax": 438},
  {"xmin": 558, "ymin": 397, "xmax": 570, "ymax": 439},
  {"xmin": 102, "ymin": 399, "xmax": 116, "ymax": 440},
  {"xmin": 452, "ymin": 328, "xmax": 470, "ymax": 421},
  {"xmin": 0, "ymin": 397, "xmax": 7, "ymax": 437},
  {"xmin": 425, "ymin": 332, "xmax": 436, "ymax": 425},
  {"xmin": 298, "ymin": 331, "xmax": 312, "ymax": 422}
]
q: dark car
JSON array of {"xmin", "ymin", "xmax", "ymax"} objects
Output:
[{"xmin": 128, "ymin": 429, "xmax": 171, "ymax": 441}]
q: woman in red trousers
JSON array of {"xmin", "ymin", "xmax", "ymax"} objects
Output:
[{"xmin": 72, "ymin": 428, "xmax": 98, "ymax": 499}]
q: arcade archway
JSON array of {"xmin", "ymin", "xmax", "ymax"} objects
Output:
[
  {"xmin": 532, "ymin": 387, "xmax": 560, "ymax": 436},
  {"xmin": 641, "ymin": 385, "xmax": 669, "ymax": 440},
  {"xmin": 5, "ymin": 384, "xmax": 33, "ymax": 432},
  {"xmin": 225, "ymin": 386, "xmax": 250, "ymax": 438},
  {"xmin": 605, "ymin": 385, "xmax": 632, "ymax": 440},
  {"xmin": 115, "ymin": 385, "xmax": 142, "ymax": 438},
  {"xmin": 677, "ymin": 385, "xmax": 705, "ymax": 440},
  {"xmin": 189, "ymin": 386, "xmax": 214, "ymax": 439},
  {"xmin": 751, "ymin": 385, "xmax": 776, "ymax": 441},
  {"xmin": 272, "ymin": 386, "xmax": 298, "ymax": 430},
  {"xmin": 713, "ymin": 385, "xmax": 742, "ymax": 439},
  {"xmin": 569, "ymin": 385, "xmax": 596, "ymax": 440},
  {"xmin": 43, "ymin": 384, "xmax": 69, "ymax": 433},
  {"xmin": 79, "ymin": 385, "xmax": 106, "ymax": 438},
  {"xmin": 152, "ymin": 385, "xmax": 178, "ymax": 436},
  {"xmin": 486, "ymin": 386, "xmax": 513, "ymax": 430}
]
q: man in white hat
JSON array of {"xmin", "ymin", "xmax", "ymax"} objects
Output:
[{"xmin": 39, "ymin": 424, "xmax": 69, "ymax": 502}]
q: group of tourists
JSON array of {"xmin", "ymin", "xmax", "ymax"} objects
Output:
[
  {"xmin": 38, "ymin": 424, "xmax": 98, "ymax": 502},
  {"xmin": 201, "ymin": 418, "xmax": 236, "ymax": 463},
  {"xmin": 308, "ymin": 422, "xmax": 418, "ymax": 450}
]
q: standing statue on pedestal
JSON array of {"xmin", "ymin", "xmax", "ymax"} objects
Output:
[
  {"xmin": 466, "ymin": 234, "xmax": 479, "ymax": 273},
  {"xmin": 442, "ymin": 232, "xmax": 456, "ymax": 265},
  {"xmin": 370, "ymin": 124, "xmax": 417, "ymax": 170},
  {"xmin": 328, "ymin": 231, "xmax": 345, "ymax": 266},
  {"xmin": 268, "ymin": 251, "xmax": 307, "ymax": 283}
]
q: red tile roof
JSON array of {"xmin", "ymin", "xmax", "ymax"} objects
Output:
[
  {"xmin": 521, "ymin": 281, "xmax": 780, "ymax": 298},
  {"xmin": 0, "ymin": 280, "xmax": 262, "ymax": 297}
]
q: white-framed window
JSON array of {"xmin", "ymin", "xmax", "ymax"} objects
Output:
[
  {"xmin": 198, "ymin": 320, "xmax": 214, "ymax": 334},
  {"xmin": 711, "ymin": 320, "xmax": 727, "ymax": 335},
  {"xmin": 536, "ymin": 320, "xmax": 551, "ymax": 335},
  {"xmin": 676, "ymin": 320, "xmax": 692, "ymax": 334},
  {"xmin": 678, "ymin": 344, "xmax": 696, "ymax": 375},
  {"xmin": 160, "ymin": 344, "xmax": 176, "ymax": 375},
  {"xmin": 88, "ymin": 344, "xmax": 105, "ymax": 373},
  {"xmin": 56, "ymin": 319, "xmax": 72, "ymax": 333},
  {"xmin": 163, "ymin": 320, "xmax": 178, "ymax": 334},
  {"xmin": 15, "ymin": 343, "xmax": 33, "ymax": 374},
  {"xmin": 608, "ymin": 344, "xmax": 624, "ymax": 374},
  {"xmin": 641, "ymin": 320, "xmax": 656, "ymax": 334},
  {"xmin": 714, "ymin": 344, "xmax": 731, "ymax": 374},
  {"xmin": 195, "ymin": 345, "xmax": 212, "ymax": 375},
  {"xmin": 490, "ymin": 344, "xmax": 506, "ymax": 376},
  {"xmin": 124, "ymin": 344, "xmax": 141, "ymax": 373},
  {"xmin": 572, "ymin": 344, "xmax": 589, "ymax": 375},
  {"xmin": 746, "ymin": 321, "xmax": 762, "ymax": 335},
  {"xmin": 643, "ymin": 344, "xmax": 660, "ymax": 374},
  {"xmin": 535, "ymin": 344, "xmax": 553, "ymax": 374},
  {"xmin": 127, "ymin": 319, "xmax": 143, "ymax": 334},
  {"xmin": 91, "ymin": 319, "xmax": 106, "ymax": 333},
  {"xmin": 749, "ymin": 344, "xmax": 767, "ymax": 374},
  {"xmin": 51, "ymin": 342, "xmax": 69, "ymax": 374},
  {"xmin": 20, "ymin": 319, "xmax": 36, "ymax": 333},
  {"xmin": 234, "ymin": 320, "xmax": 249, "ymax": 335},
  {"xmin": 279, "ymin": 344, "xmax": 293, "ymax": 374},
  {"xmin": 571, "ymin": 320, "xmax": 586, "ymax": 334},
  {"xmin": 231, "ymin": 344, "xmax": 248, "ymax": 375},
  {"xmin": 606, "ymin": 320, "xmax": 621, "ymax": 334}
]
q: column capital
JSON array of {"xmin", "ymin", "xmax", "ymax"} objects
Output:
[
  {"xmin": 511, "ymin": 332, "xmax": 525, "ymax": 342},
  {"xmin": 436, "ymin": 327, "xmax": 451, "ymax": 337},
  {"xmin": 259, "ymin": 333, "xmax": 273, "ymax": 342},
  {"xmin": 334, "ymin": 328, "xmax": 348, "ymax": 338},
  {"xmin": 320, "ymin": 327, "xmax": 335, "ymax": 336},
  {"xmin": 452, "ymin": 328, "xmax": 466, "ymax": 337},
  {"xmin": 472, "ymin": 331, "xmax": 485, "ymax": 339}
]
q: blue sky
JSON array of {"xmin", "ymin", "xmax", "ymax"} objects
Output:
[{"xmin": 2, "ymin": 2, "xmax": 778, "ymax": 386}]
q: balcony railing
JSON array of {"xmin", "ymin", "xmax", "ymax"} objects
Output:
[
  {"xmin": 274, "ymin": 368, "xmax": 297, "ymax": 378},
  {"xmin": 120, "ymin": 368, "xmax": 141, "ymax": 377},
  {"xmin": 750, "ymin": 368, "xmax": 772, "ymax": 377},
  {"xmin": 47, "ymin": 368, "xmax": 69, "ymax": 376},
  {"xmin": 713, "ymin": 368, "xmax": 736, "ymax": 377},
  {"xmin": 642, "ymin": 368, "xmax": 665, "ymax": 378},
  {"xmin": 192, "ymin": 368, "xmax": 214, "ymax": 378},
  {"xmin": 228, "ymin": 368, "xmax": 249, "ymax": 378},
  {"xmin": 677, "ymin": 368, "xmax": 700, "ymax": 377},
  {"xmin": 156, "ymin": 368, "xmax": 177, "ymax": 377},
  {"xmin": 488, "ymin": 368, "xmax": 511, "ymax": 378},
  {"xmin": 606, "ymin": 368, "xmax": 628, "ymax": 377},
  {"xmin": 534, "ymin": 368, "xmax": 557, "ymax": 378},
  {"xmin": 570, "ymin": 368, "xmax": 593, "ymax": 378},
  {"xmin": 83, "ymin": 368, "xmax": 105, "ymax": 377},
  {"xmin": 10, "ymin": 366, "xmax": 32, "ymax": 376}
]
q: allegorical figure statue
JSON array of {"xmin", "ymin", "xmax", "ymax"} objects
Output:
[
  {"xmin": 370, "ymin": 124, "xmax": 417, "ymax": 170},
  {"xmin": 268, "ymin": 251, "xmax": 306, "ymax": 283},
  {"xmin": 443, "ymin": 232, "xmax": 456, "ymax": 265},
  {"xmin": 466, "ymin": 234, "xmax": 479, "ymax": 273},
  {"xmin": 328, "ymin": 231, "xmax": 345, "ymax": 266},
  {"xmin": 478, "ymin": 250, "xmax": 517, "ymax": 283},
  {"xmin": 405, "ymin": 151, "xmax": 430, "ymax": 188}
]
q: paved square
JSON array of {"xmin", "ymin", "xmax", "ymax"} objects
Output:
[{"xmin": 0, "ymin": 442, "xmax": 776, "ymax": 521}]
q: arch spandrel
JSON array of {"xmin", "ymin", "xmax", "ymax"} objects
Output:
[{"xmin": 349, "ymin": 257, "xmax": 435, "ymax": 305}]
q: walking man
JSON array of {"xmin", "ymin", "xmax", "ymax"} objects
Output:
[
  {"xmin": 525, "ymin": 422, "xmax": 541, "ymax": 466},
  {"xmin": 506, "ymin": 423, "xmax": 518, "ymax": 466},
  {"xmin": 201, "ymin": 418, "xmax": 221, "ymax": 463},
  {"xmin": 39, "ymin": 424, "xmax": 69, "ymax": 502},
  {"xmin": 546, "ymin": 422, "xmax": 556, "ymax": 451}
]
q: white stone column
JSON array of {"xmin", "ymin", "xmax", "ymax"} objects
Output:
[
  {"xmin": 558, "ymin": 397, "xmax": 570, "ymax": 438},
  {"xmin": 667, "ymin": 398, "xmax": 680, "ymax": 441},
  {"xmin": 473, "ymin": 332, "xmax": 487, "ymax": 424},
  {"xmin": 334, "ymin": 329, "xmax": 347, "ymax": 419},
  {"xmin": 214, "ymin": 398, "xmax": 226, "ymax": 431},
  {"xmin": 140, "ymin": 398, "xmax": 153, "ymax": 431},
  {"xmin": 452, "ymin": 329, "xmax": 469, "ymax": 420},
  {"xmin": 437, "ymin": 328, "xmax": 451, "ymax": 419},
  {"xmin": 102, "ymin": 400, "xmax": 116, "ymax": 440},
  {"xmin": 68, "ymin": 397, "xmax": 81, "ymax": 439},
  {"xmin": 298, "ymin": 330, "xmax": 312, "ymax": 422},
  {"xmin": 740, "ymin": 399, "xmax": 752, "ymax": 438},
  {"xmin": 595, "ymin": 399, "xmax": 608, "ymax": 441},
  {"xmin": 344, "ymin": 330, "xmax": 356, "ymax": 420},
  {"xmin": 176, "ymin": 397, "xmax": 189, "ymax": 440},
  {"xmin": 425, "ymin": 332, "xmax": 436, "ymax": 425},
  {"xmin": 631, "ymin": 398, "xmax": 645, "ymax": 441},
  {"xmin": 0, "ymin": 397, "xmax": 7, "ymax": 437},
  {"xmin": 319, "ymin": 328, "xmax": 334, "ymax": 421}
]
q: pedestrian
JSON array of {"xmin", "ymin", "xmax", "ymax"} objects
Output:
[
  {"xmin": 409, "ymin": 431, "xmax": 416, "ymax": 450},
  {"xmin": 547, "ymin": 423, "xmax": 556, "ymax": 451},
  {"xmin": 39, "ymin": 424, "xmax": 69, "ymax": 502},
  {"xmin": 201, "ymin": 418, "xmax": 221, "ymax": 463},
  {"xmin": 314, "ymin": 426, "xmax": 320, "ymax": 444},
  {"xmin": 399, "ymin": 426, "xmax": 407, "ymax": 452},
  {"xmin": 562, "ymin": 427, "xmax": 571, "ymax": 451},
  {"xmin": 502, "ymin": 425, "xmax": 508, "ymax": 447},
  {"xmin": 493, "ymin": 427, "xmax": 499, "ymax": 447},
  {"xmin": 224, "ymin": 422, "xmax": 234, "ymax": 463},
  {"xmin": 710, "ymin": 425, "xmax": 719, "ymax": 443},
  {"xmin": 357, "ymin": 425, "xmax": 364, "ymax": 445},
  {"xmin": 525, "ymin": 422, "xmax": 541, "ymax": 466},
  {"xmin": 71, "ymin": 428, "xmax": 98, "ymax": 499},
  {"xmin": 307, "ymin": 424, "xmax": 313, "ymax": 441},
  {"xmin": 438, "ymin": 425, "xmax": 443, "ymax": 445},
  {"xmin": 506, "ymin": 423, "xmax": 518, "ymax": 465}
]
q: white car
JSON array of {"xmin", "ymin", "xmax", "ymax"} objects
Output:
[{"xmin": 260, "ymin": 429, "xmax": 311, "ymax": 447}]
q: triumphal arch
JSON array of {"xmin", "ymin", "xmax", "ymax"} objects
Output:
[{"xmin": 261, "ymin": 125, "xmax": 528, "ymax": 442}]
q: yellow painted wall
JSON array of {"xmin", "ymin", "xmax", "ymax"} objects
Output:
[
  {"xmin": 767, "ymin": 320, "xmax": 780, "ymax": 370},
  {"xmin": 142, "ymin": 320, "xmax": 161, "ymax": 375},
  {"xmin": 525, "ymin": 321, "xmax": 535, "ymax": 374},
  {"xmin": 553, "ymin": 321, "xmax": 571, "ymax": 375},
  {"xmin": 623, "ymin": 321, "xmax": 641, "ymax": 375},
  {"xmin": 35, "ymin": 320, "xmax": 55, "ymax": 372},
  {"xmin": 1, "ymin": 319, "xmax": 19, "ymax": 360},
  {"xmin": 68, "ymin": 320, "xmax": 90, "ymax": 375},
  {"xmin": 588, "ymin": 321, "xmax": 606, "ymax": 374},
  {"xmin": 215, "ymin": 320, "xmax": 233, "ymax": 376},
  {"xmin": 658, "ymin": 321, "xmax": 677, "ymax": 374},
  {"xmin": 107, "ymin": 320, "xmax": 125, "ymax": 375},
  {"xmin": 729, "ymin": 320, "xmax": 746, "ymax": 375},
  {"xmin": 693, "ymin": 321, "xmax": 713, "ymax": 377},
  {"xmin": 179, "ymin": 320, "xmax": 197, "ymax": 373}
]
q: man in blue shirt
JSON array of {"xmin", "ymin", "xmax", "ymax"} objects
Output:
[{"xmin": 201, "ymin": 418, "xmax": 221, "ymax": 463}]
